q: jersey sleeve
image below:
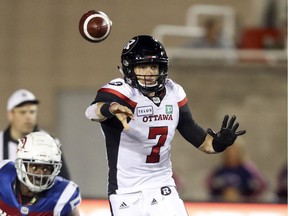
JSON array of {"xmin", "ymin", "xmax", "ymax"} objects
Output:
[
  {"xmin": 55, "ymin": 181, "xmax": 81, "ymax": 215},
  {"xmin": 85, "ymin": 78, "xmax": 135, "ymax": 121},
  {"xmin": 166, "ymin": 79, "xmax": 187, "ymax": 103},
  {"xmin": 93, "ymin": 78, "xmax": 137, "ymax": 108}
]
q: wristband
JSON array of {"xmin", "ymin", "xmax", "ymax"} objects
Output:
[{"xmin": 100, "ymin": 102, "xmax": 114, "ymax": 118}]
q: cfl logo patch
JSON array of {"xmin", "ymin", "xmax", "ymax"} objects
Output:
[{"xmin": 161, "ymin": 186, "xmax": 172, "ymax": 196}]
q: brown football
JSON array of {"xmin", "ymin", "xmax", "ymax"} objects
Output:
[{"xmin": 79, "ymin": 10, "xmax": 112, "ymax": 43}]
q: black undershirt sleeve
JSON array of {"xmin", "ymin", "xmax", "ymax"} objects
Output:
[
  {"xmin": 177, "ymin": 103, "xmax": 207, "ymax": 148},
  {"xmin": 92, "ymin": 91, "xmax": 134, "ymax": 128}
]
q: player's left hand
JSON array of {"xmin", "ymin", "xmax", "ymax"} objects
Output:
[{"xmin": 207, "ymin": 115, "xmax": 246, "ymax": 146}]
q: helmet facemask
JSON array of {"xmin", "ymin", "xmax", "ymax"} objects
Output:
[
  {"xmin": 16, "ymin": 159, "xmax": 62, "ymax": 192},
  {"xmin": 133, "ymin": 63, "xmax": 168, "ymax": 95}
]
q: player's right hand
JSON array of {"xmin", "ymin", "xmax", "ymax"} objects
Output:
[{"xmin": 109, "ymin": 102, "xmax": 134, "ymax": 130}]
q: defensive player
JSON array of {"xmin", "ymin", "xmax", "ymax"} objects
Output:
[
  {"xmin": 0, "ymin": 131, "xmax": 81, "ymax": 215},
  {"xmin": 85, "ymin": 35, "xmax": 246, "ymax": 216}
]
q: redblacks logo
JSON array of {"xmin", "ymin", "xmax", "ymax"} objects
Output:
[
  {"xmin": 16, "ymin": 136, "xmax": 27, "ymax": 153},
  {"xmin": 143, "ymin": 114, "xmax": 173, "ymax": 122}
]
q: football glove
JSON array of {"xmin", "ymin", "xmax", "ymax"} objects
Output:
[{"xmin": 207, "ymin": 115, "xmax": 246, "ymax": 152}]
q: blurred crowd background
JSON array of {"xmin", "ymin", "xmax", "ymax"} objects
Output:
[{"xmin": 0, "ymin": 0, "xmax": 286, "ymax": 203}]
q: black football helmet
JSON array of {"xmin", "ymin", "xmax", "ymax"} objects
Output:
[{"xmin": 121, "ymin": 35, "xmax": 169, "ymax": 94}]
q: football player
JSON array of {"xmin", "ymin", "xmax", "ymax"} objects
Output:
[
  {"xmin": 0, "ymin": 131, "xmax": 81, "ymax": 215},
  {"xmin": 85, "ymin": 35, "xmax": 245, "ymax": 216}
]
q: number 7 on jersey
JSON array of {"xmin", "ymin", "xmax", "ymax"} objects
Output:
[{"xmin": 146, "ymin": 126, "xmax": 168, "ymax": 163}]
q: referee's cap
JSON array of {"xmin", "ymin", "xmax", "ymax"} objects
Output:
[{"xmin": 7, "ymin": 89, "xmax": 39, "ymax": 111}]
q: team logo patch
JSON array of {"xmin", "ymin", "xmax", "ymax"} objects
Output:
[
  {"xmin": 152, "ymin": 97, "xmax": 161, "ymax": 104},
  {"xmin": 137, "ymin": 105, "xmax": 153, "ymax": 116},
  {"xmin": 161, "ymin": 186, "xmax": 172, "ymax": 196},
  {"xmin": 165, "ymin": 105, "xmax": 173, "ymax": 114},
  {"xmin": 109, "ymin": 81, "xmax": 123, "ymax": 86}
]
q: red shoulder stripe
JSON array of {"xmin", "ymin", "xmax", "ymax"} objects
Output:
[
  {"xmin": 178, "ymin": 97, "xmax": 188, "ymax": 108},
  {"xmin": 99, "ymin": 88, "xmax": 137, "ymax": 108}
]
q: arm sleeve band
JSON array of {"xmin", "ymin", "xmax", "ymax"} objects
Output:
[{"xmin": 100, "ymin": 102, "xmax": 114, "ymax": 118}]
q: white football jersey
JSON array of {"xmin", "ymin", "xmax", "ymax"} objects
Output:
[{"xmin": 91, "ymin": 78, "xmax": 188, "ymax": 194}]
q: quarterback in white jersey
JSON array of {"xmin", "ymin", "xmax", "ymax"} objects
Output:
[{"xmin": 85, "ymin": 35, "xmax": 245, "ymax": 216}]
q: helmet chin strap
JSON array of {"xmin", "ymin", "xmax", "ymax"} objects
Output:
[{"xmin": 119, "ymin": 64, "xmax": 166, "ymax": 98}]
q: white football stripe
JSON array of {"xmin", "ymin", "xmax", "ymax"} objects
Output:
[{"xmin": 83, "ymin": 13, "xmax": 111, "ymax": 41}]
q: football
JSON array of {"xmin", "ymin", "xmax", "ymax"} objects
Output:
[{"xmin": 79, "ymin": 10, "xmax": 112, "ymax": 43}]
